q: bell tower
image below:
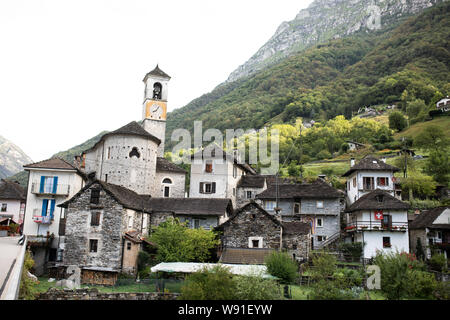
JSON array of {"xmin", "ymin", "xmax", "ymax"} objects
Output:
[{"xmin": 142, "ymin": 65, "xmax": 170, "ymax": 157}]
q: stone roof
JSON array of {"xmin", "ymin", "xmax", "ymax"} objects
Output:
[
  {"xmin": 237, "ymin": 175, "xmax": 266, "ymax": 188},
  {"xmin": 146, "ymin": 198, "xmax": 233, "ymax": 216},
  {"xmin": 143, "ymin": 65, "xmax": 171, "ymax": 82},
  {"xmin": 83, "ymin": 121, "xmax": 161, "ymax": 154},
  {"xmin": 124, "ymin": 230, "xmax": 142, "ymax": 243},
  {"xmin": 342, "ymin": 156, "xmax": 399, "ymax": 177},
  {"xmin": 156, "ymin": 157, "xmax": 187, "ymax": 174},
  {"xmin": 23, "ymin": 157, "xmax": 78, "ymax": 171},
  {"xmin": 219, "ymin": 248, "xmax": 274, "ymax": 265},
  {"xmin": 256, "ymin": 179, "xmax": 342, "ymax": 199},
  {"xmin": 345, "ymin": 189, "xmax": 410, "ymax": 213},
  {"xmin": 0, "ymin": 179, "xmax": 26, "ymax": 201},
  {"xmin": 282, "ymin": 221, "xmax": 311, "ymax": 235},
  {"xmin": 409, "ymin": 207, "xmax": 449, "ymax": 230}
]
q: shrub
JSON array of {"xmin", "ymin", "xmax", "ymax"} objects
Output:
[
  {"xmin": 19, "ymin": 250, "xmax": 37, "ymax": 300},
  {"xmin": 235, "ymin": 275, "xmax": 282, "ymax": 300},
  {"xmin": 429, "ymin": 253, "xmax": 447, "ymax": 272},
  {"xmin": 308, "ymin": 279, "xmax": 356, "ymax": 300},
  {"xmin": 405, "ymin": 270, "xmax": 437, "ymax": 299},
  {"xmin": 8, "ymin": 223, "xmax": 19, "ymax": 234},
  {"xmin": 338, "ymin": 242, "xmax": 363, "ymax": 261},
  {"xmin": 180, "ymin": 265, "xmax": 237, "ymax": 300},
  {"xmin": 265, "ymin": 251, "xmax": 298, "ymax": 284},
  {"xmin": 309, "ymin": 251, "xmax": 337, "ymax": 280}
]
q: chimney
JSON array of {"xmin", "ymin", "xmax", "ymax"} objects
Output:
[{"xmin": 350, "ymin": 158, "xmax": 355, "ymax": 167}]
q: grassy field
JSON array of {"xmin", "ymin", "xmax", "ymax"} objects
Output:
[{"xmin": 394, "ymin": 117, "xmax": 450, "ymax": 140}]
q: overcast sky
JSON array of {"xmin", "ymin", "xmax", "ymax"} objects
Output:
[{"xmin": 0, "ymin": 0, "xmax": 312, "ymax": 162}]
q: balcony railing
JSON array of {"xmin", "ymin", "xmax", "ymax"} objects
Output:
[
  {"xmin": 345, "ymin": 221, "xmax": 408, "ymax": 232},
  {"xmin": 31, "ymin": 182, "xmax": 70, "ymax": 196},
  {"xmin": 32, "ymin": 209, "xmax": 53, "ymax": 224}
]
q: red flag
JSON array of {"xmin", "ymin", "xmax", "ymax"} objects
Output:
[{"xmin": 374, "ymin": 210, "xmax": 384, "ymax": 220}]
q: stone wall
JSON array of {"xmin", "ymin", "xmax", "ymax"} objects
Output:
[
  {"xmin": 154, "ymin": 171, "xmax": 186, "ymax": 198},
  {"xmin": 63, "ymin": 183, "xmax": 124, "ymax": 271},
  {"xmin": 36, "ymin": 288, "xmax": 179, "ymax": 300},
  {"xmin": 283, "ymin": 233, "xmax": 311, "ymax": 261}
]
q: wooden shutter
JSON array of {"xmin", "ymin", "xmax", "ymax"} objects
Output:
[
  {"xmin": 199, "ymin": 182, "xmax": 204, "ymax": 194},
  {"xmin": 41, "ymin": 199, "xmax": 48, "ymax": 216},
  {"xmin": 52, "ymin": 177, "xmax": 58, "ymax": 194},
  {"xmin": 49, "ymin": 200, "xmax": 56, "ymax": 219},
  {"xmin": 212, "ymin": 182, "xmax": 216, "ymax": 193},
  {"xmin": 39, "ymin": 176, "xmax": 45, "ymax": 193}
]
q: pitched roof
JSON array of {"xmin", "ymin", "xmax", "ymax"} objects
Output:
[
  {"xmin": 219, "ymin": 248, "xmax": 275, "ymax": 265},
  {"xmin": 23, "ymin": 157, "xmax": 78, "ymax": 171},
  {"xmin": 345, "ymin": 189, "xmax": 410, "ymax": 213},
  {"xmin": 409, "ymin": 207, "xmax": 449, "ymax": 229},
  {"xmin": 342, "ymin": 156, "xmax": 399, "ymax": 177},
  {"xmin": 143, "ymin": 65, "xmax": 171, "ymax": 82},
  {"xmin": 156, "ymin": 157, "xmax": 187, "ymax": 174},
  {"xmin": 256, "ymin": 179, "xmax": 342, "ymax": 199},
  {"xmin": 282, "ymin": 221, "xmax": 311, "ymax": 235},
  {"xmin": 83, "ymin": 121, "xmax": 161, "ymax": 154},
  {"xmin": 146, "ymin": 198, "xmax": 233, "ymax": 216},
  {"xmin": 237, "ymin": 175, "xmax": 266, "ymax": 188},
  {"xmin": 59, "ymin": 180, "xmax": 149, "ymax": 212},
  {"xmin": 0, "ymin": 179, "xmax": 26, "ymax": 201}
]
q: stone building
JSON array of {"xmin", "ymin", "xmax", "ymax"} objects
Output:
[
  {"xmin": 256, "ymin": 179, "xmax": 344, "ymax": 250},
  {"xmin": 216, "ymin": 201, "xmax": 311, "ymax": 263},
  {"xmin": 409, "ymin": 206, "xmax": 450, "ymax": 259}
]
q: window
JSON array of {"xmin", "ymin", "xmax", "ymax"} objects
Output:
[
  {"xmin": 127, "ymin": 242, "xmax": 132, "ymax": 250},
  {"xmin": 317, "ymin": 236, "xmax": 327, "ymax": 242},
  {"xmin": 200, "ymin": 182, "xmax": 215, "ymax": 194},
  {"xmin": 265, "ymin": 201, "xmax": 276, "ymax": 211},
  {"xmin": 193, "ymin": 219, "xmax": 200, "ymax": 229},
  {"xmin": 233, "ymin": 188, "xmax": 236, "ymax": 196},
  {"xmin": 363, "ymin": 177, "xmax": 374, "ymax": 190},
  {"xmin": 252, "ymin": 240, "xmax": 260, "ymax": 248},
  {"xmin": 129, "ymin": 147, "xmax": 140, "ymax": 158},
  {"xmin": 382, "ymin": 215, "xmax": 392, "ymax": 229},
  {"xmin": 205, "ymin": 162, "xmax": 213, "ymax": 173},
  {"xmin": 89, "ymin": 239, "xmax": 98, "ymax": 253},
  {"xmin": 246, "ymin": 191, "xmax": 253, "ymax": 199},
  {"xmin": 162, "ymin": 178, "xmax": 172, "ymax": 184},
  {"xmin": 128, "ymin": 216, "xmax": 133, "ymax": 228},
  {"xmin": 164, "ymin": 186, "xmax": 170, "ymax": 197},
  {"xmin": 248, "ymin": 237, "xmax": 263, "ymax": 248},
  {"xmin": 352, "ymin": 177, "xmax": 356, "ymax": 188},
  {"xmin": 105, "ymin": 174, "xmax": 108, "ymax": 183},
  {"xmin": 294, "ymin": 203, "xmax": 300, "ymax": 214},
  {"xmin": 233, "ymin": 166, "xmax": 237, "ymax": 178},
  {"xmin": 383, "ymin": 237, "xmax": 391, "ymax": 248},
  {"xmin": 90, "ymin": 189, "xmax": 100, "ymax": 204},
  {"xmin": 107, "ymin": 147, "xmax": 111, "ymax": 159},
  {"xmin": 91, "ymin": 212, "xmax": 100, "ymax": 226},
  {"xmin": 1, "ymin": 204, "xmax": 6, "ymax": 212},
  {"xmin": 316, "ymin": 201, "xmax": 324, "ymax": 209},
  {"xmin": 40, "ymin": 176, "xmax": 57, "ymax": 194},
  {"xmin": 316, "ymin": 218, "xmax": 323, "ymax": 227},
  {"xmin": 153, "ymin": 82, "xmax": 162, "ymax": 99},
  {"xmin": 377, "ymin": 177, "xmax": 389, "ymax": 187}
]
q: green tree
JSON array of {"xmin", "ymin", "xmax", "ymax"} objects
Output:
[
  {"xmin": 414, "ymin": 126, "xmax": 450, "ymax": 152},
  {"xmin": 400, "ymin": 172, "xmax": 437, "ymax": 199},
  {"xmin": 424, "ymin": 151, "xmax": 450, "ymax": 185},
  {"xmin": 388, "ymin": 111, "xmax": 407, "ymax": 132},
  {"xmin": 264, "ymin": 251, "xmax": 298, "ymax": 284},
  {"xmin": 148, "ymin": 218, "xmax": 219, "ymax": 263},
  {"xmin": 180, "ymin": 265, "xmax": 237, "ymax": 300}
]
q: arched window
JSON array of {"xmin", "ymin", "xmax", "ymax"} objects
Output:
[
  {"xmin": 162, "ymin": 178, "xmax": 172, "ymax": 197},
  {"xmin": 129, "ymin": 147, "xmax": 140, "ymax": 158},
  {"xmin": 153, "ymin": 82, "xmax": 162, "ymax": 99}
]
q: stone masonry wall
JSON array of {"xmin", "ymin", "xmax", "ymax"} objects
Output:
[
  {"xmin": 63, "ymin": 183, "xmax": 124, "ymax": 271},
  {"xmin": 36, "ymin": 288, "xmax": 179, "ymax": 300}
]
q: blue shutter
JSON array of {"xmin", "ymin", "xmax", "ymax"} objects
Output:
[
  {"xmin": 50, "ymin": 200, "xmax": 56, "ymax": 219},
  {"xmin": 39, "ymin": 176, "xmax": 45, "ymax": 193},
  {"xmin": 41, "ymin": 199, "xmax": 48, "ymax": 216},
  {"xmin": 52, "ymin": 177, "xmax": 58, "ymax": 194}
]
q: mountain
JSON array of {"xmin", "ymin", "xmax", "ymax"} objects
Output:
[
  {"xmin": 165, "ymin": 1, "xmax": 449, "ymax": 151},
  {"xmin": 227, "ymin": 0, "xmax": 442, "ymax": 82},
  {"xmin": 0, "ymin": 135, "xmax": 33, "ymax": 179}
]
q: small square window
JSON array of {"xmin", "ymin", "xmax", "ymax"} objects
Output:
[
  {"xmin": 91, "ymin": 212, "xmax": 100, "ymax": 226},
  {"xmin": 316, "ymin": 218, "xmax": 323, "ymax": 227},
  {"xmin": 246, "ymin": 191, "xmax": 253, "ymax": 199},
  {"xmin": 89, "ymin": 239, "xmax": 98, "ymax": 253},
  {"xmin": 316, "ymin": 201, "xmax": 324, "ymax": 209},
  {"xmin": 205, "ymin": 162, "xmax": 213, "ymax": 173},
  {"xmin": 1, "ymin": 203, "xmax": 7, "ymax": 212},
  {"xmin": 294, "ymin": 203, "xmax": 300, "ymax": 214},
  {"xmin": 90, "ymin": 189, "xmax": 100, "ymax": 204},
  {"xmin": 127, "ymin": 242, "xmax": 132, "ymax": 250},
  {"xmin": 252, "ymin": 240, "xmax": 259, "ymax": 248},
  {"xmin": 383, "ymin": 237, "xmax": 391, "ymax": 248}
]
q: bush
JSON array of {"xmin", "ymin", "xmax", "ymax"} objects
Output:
[
  {"xmin": 405, "ymin": 270, "xmax": 438, "ymax": 299},
  {"xmin": 19, "ymin": 250, "xmax": 37, "ymax": 300},
  {"xmin": 235, "ymin": 275, "xmax": 282, "ymax": 300},
  {"xmin": 8, "ymin": 223, "xmax": 19, "ymax": 234},
  {"xmin": 429, "ymin": 253, "xmax": 447, "ymax": 272},
  {"xmin": 389, "ymin": 111, "xmax": 407, "ymax": 132},
  {"xmin": 308, "ymin": 279, "xmax": 356, "ymax": 300},
  {"xmin": 180, "ymin": 265, "xmax": 237, "ymax": 300},
  {"xmin": 265, "ymin": 251, "xmax": 298, "ymax": 284},
  {"xmin": 338, "ymin": 242, "xmax": 363, "ymax": 261}
]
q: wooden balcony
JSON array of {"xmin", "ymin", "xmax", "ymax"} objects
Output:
[{"xmin": 345, "ymin": 221, "xmax": 408, "ymax": 232}]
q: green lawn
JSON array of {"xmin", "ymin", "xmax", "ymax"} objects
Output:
[{"xmin": 394, "ymin": 117, "xmax": 450, "ymax": 140}]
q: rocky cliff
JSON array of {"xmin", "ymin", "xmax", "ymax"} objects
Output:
[
  {"xmin": 0, "ymin": 135, "xmax": 33, "ymax": 179},
  {"xmin": 226, "ymin": 0, "xmax": 442, "ymax": 82}
]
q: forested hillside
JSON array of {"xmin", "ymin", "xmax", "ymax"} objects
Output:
[{"xmin": 165, "ymin": 2, "xmax": 450, "ymax": 150}]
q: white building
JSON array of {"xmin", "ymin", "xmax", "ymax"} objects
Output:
[
  {"xmin": 189, "ymin": 145, "xmax": 256, "ymax": 208},
  {"xmin": 22, "ymin": 158, "xmax": 86, "ymax": 274},
  {"xmin": 0, "ymin": 179, "xmax": 26, "ymax": 226},
  {"xmin": 343, "ymin": 156, "xmax": 410, "ymax": 259}
]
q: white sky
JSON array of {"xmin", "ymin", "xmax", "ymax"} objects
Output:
[{"xmin": 0, "ymin": 0, "xmax": 312, "ymax": 162}]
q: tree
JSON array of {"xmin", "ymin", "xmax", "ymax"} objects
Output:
[
  {"xmin": 400, "ymin": 172, "xmax": 437, "ymax": 199},
  {"xmin": 424, "ymin": 151, "xmax": 450, "ymax": 185},
  {"xmin": 148, "ymin": 218, "xmax": 219, "ymax": 263},
  {"xmin": 414, "ymin": 126, "xmax": 450, "ymax": 152},
  {"xmin": 264, "ymin": 251, "xmax": 298, "ymax": 284},
  {"xmin": 388, "ymin": 111, "xmax": 407, "ymax": 132},
  {"xmin": 415, "ymin": 238, "xmax": 425, "ymax": 261},
  {"xmin": 180, "ymin": 265, "xmax": 237, "ymax": 300}
]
